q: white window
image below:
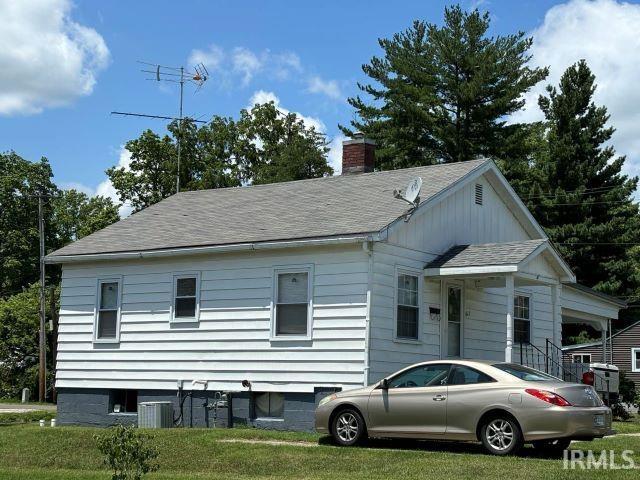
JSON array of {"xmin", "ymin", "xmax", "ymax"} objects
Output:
[
  {"xmin": 514, "ymin": 294, "xmax": 530, "ymax": 344},
  {"xmin": 572, "ymin": 353, "xmax": 592, "ymax": 364},
  {"xmin": 396, "ymin": 272, "xmax": 420, "ymax": 340},
  {"xmin": 253, "ymin": 392, "xmax": 284, "ymax": 419},
  {"xmin": 272, "ymin": 268, "xmax": 312, "ymax": 338},
  {"xmin": 94, "ymin": 278, "xmax": 122, "ymax": 342},
  {"xmin": 171, "ymin": 273, "xmax": 200, "ymax": 322},
  {"xmin": 632, "ymin": 348, "xmax": 640, "ymax": 373}
]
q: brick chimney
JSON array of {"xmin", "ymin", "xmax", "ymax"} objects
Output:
[{"xmin": 342, "ymin": 133, "xmax": 375, "ymax": 175}]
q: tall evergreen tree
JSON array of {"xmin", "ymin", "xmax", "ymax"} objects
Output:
[
  {"xmin": 530, "ymin": 60, "xmax": 640, "ymax": 307},
  {"xmin": 342, "ymin": 5, "xmax": 548, "ymax": 168}
]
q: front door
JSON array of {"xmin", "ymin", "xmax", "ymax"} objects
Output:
[
  {"xmin": 367, "ymin": 363, "xmax": 450, "ymax": 436},
  {"xmin": 444, "ymin": 282, "xmax": 463, "ymax": 358}
]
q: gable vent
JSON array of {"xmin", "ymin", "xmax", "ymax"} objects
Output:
[{"xmin": 475, "ymin": 183, "xmax": 483, "ymax": 205}]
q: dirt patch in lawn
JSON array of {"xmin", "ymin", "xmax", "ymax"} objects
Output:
[{"xmin": 218, "ymin": 438, "xmax": 319, "ymax": 447}]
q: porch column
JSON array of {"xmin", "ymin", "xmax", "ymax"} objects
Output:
[
  {"xmin": 505, "ymin": 273, "xmax": 514, "ymax": 362},
  {"xmin": 601, "ymin": 328, "xmax": 607, "ymax": 364},
  {"xmin": 551, "ymin": 283, "xmax": 562, "ymax": 348}
]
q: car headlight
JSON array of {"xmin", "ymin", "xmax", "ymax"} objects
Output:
[{"xmin": 318, "ymin": 394, "xmax": 337, "ymax": 407}]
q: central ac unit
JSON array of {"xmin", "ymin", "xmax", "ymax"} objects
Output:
[{"xmin": 138, "ymin": 401, "xmax": 173, "ymax": 428}]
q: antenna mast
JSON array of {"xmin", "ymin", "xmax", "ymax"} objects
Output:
[{"xmin": 111, "ymin": 61, "xmax": 209, "ymax": 193}]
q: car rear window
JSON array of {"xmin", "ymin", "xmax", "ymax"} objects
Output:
[{"xmin": 492, "ymin": 363, "xmax": 561, "ymax": 382}]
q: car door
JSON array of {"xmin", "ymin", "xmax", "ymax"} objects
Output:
[
  {"xmin": 367, "ymin": 363, "xmax": 451, "ymax": 436},
  {"xmin": 444, "ymin": 364, "xmax": 500, "ymax": 437}
]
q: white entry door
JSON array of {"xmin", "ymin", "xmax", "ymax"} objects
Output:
[{"xmin": 443, "ymin": 282, "xmax": 463, "ymax": 358}]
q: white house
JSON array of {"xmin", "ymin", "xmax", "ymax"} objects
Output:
[{"xmin": 46, "ymin": 135, "xmax": 625, "ymax": 430}]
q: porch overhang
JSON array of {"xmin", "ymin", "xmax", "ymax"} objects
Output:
[{"xmin": 423, "ymin": 239, "xmax": 575, "ymax": 284}]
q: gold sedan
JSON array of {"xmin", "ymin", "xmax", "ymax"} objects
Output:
[{"xmin": 315, "ymin": 360, "xmax": 613, "ymax": 455}]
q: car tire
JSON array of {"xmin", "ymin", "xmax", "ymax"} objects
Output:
[
  {"xmin": 480, "ymin": 416, "xmax": 523, "ymax": 456},
  {"xmin": 532, "ymin": 438, "xmax": 572, "ymax": 454},
  {"xmin": 331, "ymin": 408, "xmax": 367, "ymax": 446}
]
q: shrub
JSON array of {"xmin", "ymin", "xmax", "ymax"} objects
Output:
[
  {"xmin": 611, "ymin": 402, "xmax": 632, "ymax": 421},
  {"xmin": 94, "ymin": 424, "xmax": 159, "ymax": 480},
  {"xmin": 619, "ymin": 371, "xmax": 638, "ymax": 404}
]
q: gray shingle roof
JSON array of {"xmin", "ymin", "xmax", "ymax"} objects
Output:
[
  {"xmin": 425, "ymin": 239, "xmax": 546, "ymax": 269},
  {"xmin": 47, "ymin": 159, "xmax": 489, "ymax": 259}
]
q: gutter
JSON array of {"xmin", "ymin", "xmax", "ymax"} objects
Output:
[{"xmin": 45, "ymin": 235, "xmax": 377, "ymax": 264}]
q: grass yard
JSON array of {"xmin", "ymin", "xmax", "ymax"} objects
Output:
[{"xmin": 0, "ymin": 422, "xmax": 639, "ymax": 480}]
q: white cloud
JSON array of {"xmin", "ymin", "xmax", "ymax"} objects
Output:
[
  {"xmin": 188, "ymin": 44, "xmax": 224, "ymax": 71},
  {"xmin": 232, "ymin": 47, "xmax": 263, "ymax": 86},
  {"xmin": 0, "ymin": 0, "xmax": 109, "ymax": 115},
  {"xmin": 511, "ymin": 0, "xmax": 640, "ymax": 184},
  {"xmin": 187, "ymin": 44, "xmax": 303, "ymax": 88},
  {"xmin": 327, "ymin": 134, "xmax": 346, "ymax": 175},
  {"xmin": 307, "ymin": 76, "xmax": 342, "ymax": 100},
  {"xmin": 248, "ymin": 90, "xmax": 326, "ymax": 133}
]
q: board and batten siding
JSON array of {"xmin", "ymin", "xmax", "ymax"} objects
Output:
[
  {"xmin": 56, "ymin": 244, "xmax": 370, "ymax": 393},
  {"xmin": 368, "ymin": 173, "xmax": 556, "ymax": 383}
]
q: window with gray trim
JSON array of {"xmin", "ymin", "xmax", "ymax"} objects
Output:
[
  {"xmin": 274, "ymin": 271, "xmax": 310, "ymax": 336},
  {"xmin": 173, "ymin": 275, "xmax": 199, "ymax": 321},
  {"xmin": 397, "ymin": 273, "xmax": 419, "ymax": 339},
  {"xmin": 96, "ymin": 280, "xmax": 120, "ymax": 340},
  {"xmin": 633, "ymin": 348, "xmax": 640, "ymax": 372},
  {"xmin": 514, "ymin": 294, "xmax": 530, "ymax": 344}
]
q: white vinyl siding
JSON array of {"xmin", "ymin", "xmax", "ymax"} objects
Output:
[
  {"xmin": 94, "ymin": 278, "xmax": 122, "ymax": 343},
  {"xmin": 171, "ymin": 273, "xmax": 200, "ymax": 323},
  {"xmin": 56, "ymin": 245, "xmax": 368, "ymax": 393}
]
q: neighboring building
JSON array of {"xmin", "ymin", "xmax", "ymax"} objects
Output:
[
  {"xmin": 563, "ymin": 320, "xmax": 640, "ymax": 391},
  {"xmin": 46, "ymin": 135, "xmax": 626, "ymax": 430}
]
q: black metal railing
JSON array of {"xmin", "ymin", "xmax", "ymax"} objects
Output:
[{"xmin": 517, "ymin": 339, "xmax": 611, "ymax": 405}]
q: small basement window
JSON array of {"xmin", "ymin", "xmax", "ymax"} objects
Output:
[
  {"xmin": 475, "ymin": 183, "xmax": 483, "ymax": 205},
  {"xmin": 111, "ymin": 390, "xmax": 137, "ymax": 413},
  {"xmin": 172, "ymin": 274, "xmax": 200, "ymax": 321},
  {"xmin": 253, "ymin": 392, "xmax": 284, "ymax": 419}
]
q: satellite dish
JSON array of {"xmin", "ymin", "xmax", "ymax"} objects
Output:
[{"xmin": 404, "ymin": 176, "xmax": 422, "ymax": 204}]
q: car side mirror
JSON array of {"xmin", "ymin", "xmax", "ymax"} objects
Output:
[{"xmin": 380, "ymin": 378, "xmax": 389, "ymax": 390}]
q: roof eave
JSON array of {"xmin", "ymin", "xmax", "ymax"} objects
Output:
[{"xmin": 45, "ymin": 234, "xmax": 377, "ymax": 264}]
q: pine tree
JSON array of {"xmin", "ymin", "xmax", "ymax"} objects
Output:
[
  {"xmin": 531, "ymin": 60, "xmax": 640, "ymax": 308},
  {"xmin": 342, "ymin": 5, "xmax": 548, "ymax": 168}
]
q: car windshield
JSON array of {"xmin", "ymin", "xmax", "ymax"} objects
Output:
[{"xmin": 492, "ymin": 363, "xmax": 561, "ymax": 382}]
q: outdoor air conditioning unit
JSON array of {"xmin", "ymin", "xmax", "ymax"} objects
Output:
[{"xmin": 138, "ymin": 401, "xmax": 173, "ymax": 428}]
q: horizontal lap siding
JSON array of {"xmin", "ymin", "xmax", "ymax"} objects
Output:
[
  {"xmin": 56, "ymin": 246, "xmax": 369, "ymax": 393},
  {"xmin": 368, "ymin": 243, "xmax": 440, "ymax": 382}
]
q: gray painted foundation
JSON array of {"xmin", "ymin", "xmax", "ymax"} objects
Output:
[{"xmin": 56, "ymin": 387, "xmax": 339, "ymax": 431}]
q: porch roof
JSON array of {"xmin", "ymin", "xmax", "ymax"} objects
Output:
[{"xmin": 423, "ymin": 239, "xmax": 575, "ymax": 282}]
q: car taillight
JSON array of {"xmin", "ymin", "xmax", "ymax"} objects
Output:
[
  {"xmin": 525, "ymin": 388, "xmax": 572, "ymax": 406},
  {"xmin": 582, "ymin": 371, "xmax": 595, "ymax": 386}
]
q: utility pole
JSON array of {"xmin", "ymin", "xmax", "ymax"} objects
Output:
[
  {"xmin": 177, "ymin": 66, "xmax": 184, "ymax": 193},
  {"xmin": 38, "ymin": 193, "xmax": 46, "ymax": 403}
]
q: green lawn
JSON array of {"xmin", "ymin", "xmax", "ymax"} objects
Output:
[{"xmin": 0, "ymin": 423, "xmax": 639, "ymax": 480}]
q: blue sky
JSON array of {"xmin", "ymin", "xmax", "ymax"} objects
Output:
[{"xmin": 2, "ymin": 0, "xmax": 639, "ymax": 210}]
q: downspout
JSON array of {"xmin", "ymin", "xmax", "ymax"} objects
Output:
[{"xmin": 362, "ymin": 239, "xmax": 374, "ymax": 386}]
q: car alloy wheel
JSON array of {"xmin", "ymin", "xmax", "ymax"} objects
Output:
[
  {"xmin": 332, "ymin": 409, "xmax": 365, "ymax": 446},
  {"xmin": 481, "ymin": 417, "xmax": 523, "ymax": 455}
]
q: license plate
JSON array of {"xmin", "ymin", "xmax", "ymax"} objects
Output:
[{"xmin": 594, "ymin": 414, "xmax": 605, "ymax": 427}]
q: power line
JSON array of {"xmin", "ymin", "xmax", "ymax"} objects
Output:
[{"xmin": 524, "ymin": 185, "xmax": 620, "ymax": 199}]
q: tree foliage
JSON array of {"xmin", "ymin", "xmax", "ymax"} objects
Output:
[
  {"xmin": 342, "ymin": 5, "xmax": 548, "ymax": 168},
  {"xmin": 107, "ymin": 102, "xmax": 332, "ymax": 212},
  {"xmin": 95, "ymin": 424, "xmax": 159, "ymax": 480},
  {"xmin": 524, "ymin": 61, "xmax": 640, "ymax": 307}
]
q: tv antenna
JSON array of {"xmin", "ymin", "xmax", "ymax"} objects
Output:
[
  {"xmin": 394, "ymin": 176, "xmax": 422, "ymax": 221},
  {"xmin": 111, "ymin": 61, "xmax": 210, "ymax": 193}
]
